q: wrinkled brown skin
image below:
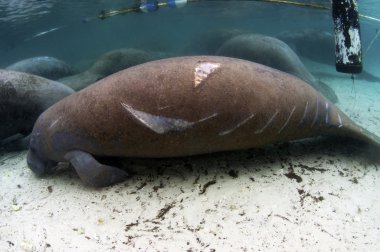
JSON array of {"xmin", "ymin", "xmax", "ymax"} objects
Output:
[{"xmin": 27, "ymin": 56, "xmax": 380, "ymax": 187}]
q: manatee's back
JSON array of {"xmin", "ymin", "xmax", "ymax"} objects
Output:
[
  {"xmin": 6, "ymin": 57, "xmax": 76, "ymax": 80},
  {"xmin": 0, "ymin": 70, "xmax": 73, "ymax": 140}
]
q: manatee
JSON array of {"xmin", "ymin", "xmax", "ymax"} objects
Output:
[
  {"xmin": 0, "ymin": 70, "xmax": 74, "ymax": 150},
  {"xmin": 27, "ymin": 56, "xmax": 380, "ymax": 187},
  {"xmin": 182, "ymin": 28, "xmax": 246, "ymax": 55},
  {"xmin": 216, "ymin": 33, "xmax": 339, "ymax": 103},
  {"xmin": 277, "ymin": 29, "xmax": 335, "ymax": 65},
  {"xmin": 277, "ymin": 29, "xmax": 380, "ymax": 82},
  {"xmin": 59, "ymin": 48, "xmax": 156, "ymax": 90},
  {"xmin": 6, "ymin": 56, "xmax": 76, "ymax": 80}
]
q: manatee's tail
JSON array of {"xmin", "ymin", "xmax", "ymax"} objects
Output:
[
  {"xmin": 356, "ymin": 127, "xmax": 380, "ymax": 150},
  {"xmin": 323, "ymin": 103, "xmax": 380, "ymax": 151},
  {"xmin": 335, "ymin": 117, "xmax": 380, "ymax": 151},
  {"xmin": 348, "ymin": 127, "xmax": 380, "ymax": 163}
]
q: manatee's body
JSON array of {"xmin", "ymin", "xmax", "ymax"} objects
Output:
[
  {"xmin": 0, "ymin": 70, "xmax": 74, "ymax": 150},
  {"xmin": 216, "ymin": 34, "xmax": 338, "ymax": 103},
  {"xmin": 59, "ymin": 48, "xmax": 156, "ymax": 90},
  {"xmin": 6, "ymin": 56, "xmax": 76, "ymax": 80},
  {"xmin": 27, "ymin": 56, "xmax": 380, "ymax": 187}
]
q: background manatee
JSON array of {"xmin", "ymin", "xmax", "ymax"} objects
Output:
[
  {"xmin": 277, "ymin": 29, "xmax": 380, "ymax": 82},
  {"xmin": 216, "ymin": 33, "xmax": 338, "ymax": 103},
  {"xmin": 277, "ymin": 29, "xmax": 335, "ymax": 65},
  {"xmin": 182, "ymin": 28, "xmax": 246, "ymax": 55},
  {"xmin": 0, "ymin": 69, "xmax": 74, "ymax": 150},
  {"xmin": 6, "ymin": 56, "xmax": 76, "ymax": 80},
  {"xmin": 59, "ymin": 48, "xmax": 158, "ymax": 90}
]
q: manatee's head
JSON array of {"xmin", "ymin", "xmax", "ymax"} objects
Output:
[{"xmin": 27, "ymin": 114, "xmax": 57, "ymax": 176}]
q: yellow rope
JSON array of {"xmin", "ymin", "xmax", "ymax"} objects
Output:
[
  {"xmin": 360, "ymin": 13, "xmax": 380, "ymax": 23},
  {"xmin": 251, "ymin": 0, "xmax": 330, "ymax": 10},
  {"xmin": 251, "ymin": 0, "xmax": 380, "ymax": 23},
  {"xmin": 98, "ymin": 0, "xmax": 380, "ymax": 23}
]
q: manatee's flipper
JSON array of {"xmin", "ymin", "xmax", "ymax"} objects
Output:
[
  {"xmin": 316, "ymin": 80, "xmax": 338, "ymax": 103},
  {"xmin": 64, "ymin": 150, "xmax": 129, "ymax": 187},
  {"xmin": 1, "ymin": 134, "xmax": 30, "ymax": 151}
]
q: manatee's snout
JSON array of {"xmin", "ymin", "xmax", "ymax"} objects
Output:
[
  {"xmin": 27, "ymin": 126, "xmax": 56, "ymax": 176},
  {"xmin": 27, "ymin": 148, "xmax": 48, "ymax": 176}
]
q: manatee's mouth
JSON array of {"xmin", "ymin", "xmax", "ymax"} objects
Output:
[{"xmin": 27, "ymin": 148, "xmax": 56, "ymax": 176}]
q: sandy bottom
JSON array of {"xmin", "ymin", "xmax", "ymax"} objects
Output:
[{"xmin": 1, "ymin": 61, "xmax": 380, "ymax": 251}]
